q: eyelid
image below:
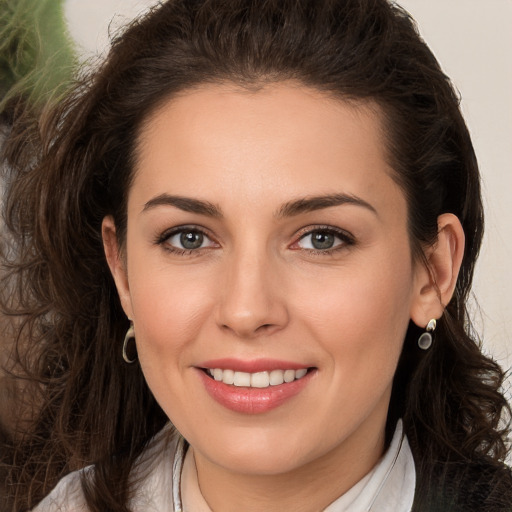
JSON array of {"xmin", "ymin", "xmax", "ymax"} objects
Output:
[
  {"xmin": 290, "ymin": 225, "xmax": 355, "ymax": 251},
  {"xmin": 154, "ymin": 224, "xmax": 354, "ymax": 255},
  {"xmin": 155, "ymin": 225, "xmax": 219, "ymax": 253}
]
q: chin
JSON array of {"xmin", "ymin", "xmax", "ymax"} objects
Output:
[{"xmin": 191, "ymin": 425, "xmax": 324, "ymax": 476}]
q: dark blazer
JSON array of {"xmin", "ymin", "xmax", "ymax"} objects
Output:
[{"xmin": 412, "ymin": 461, "xmax": 512, "ymax": 511}]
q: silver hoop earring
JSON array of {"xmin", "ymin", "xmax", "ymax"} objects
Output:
[
  {"xmin": 418, "ymin": 318, "xmax": 436, "ymax": 350},
  {"xmin": 122, "ymin": 323, "xmax": 137, "ymax": 364}
]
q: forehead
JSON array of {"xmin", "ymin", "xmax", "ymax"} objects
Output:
[{"xmin": 132, "ymin": 82, "xmax": 404, "ymax": 218}]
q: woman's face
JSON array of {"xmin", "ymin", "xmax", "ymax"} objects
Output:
[{"xmin": 106, "ymin": 83, "xmax": 428, "ymax": 478}]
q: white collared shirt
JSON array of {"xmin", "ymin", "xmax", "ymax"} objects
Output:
[{"xmin": 34, "ymin": 421, "xmax": 415, "ymax": 511}]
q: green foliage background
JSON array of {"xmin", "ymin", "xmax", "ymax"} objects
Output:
[{"xmin": 0, "ymin": 0, "xmax": 76, "ymax": 112}]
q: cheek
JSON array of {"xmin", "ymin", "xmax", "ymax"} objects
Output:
[
  {"xmin": 292, "ymin": 250, "xmax": 415, "ymax": 369},
  {"xmin": 125, "ymin": 272, "xmax": 216, "ymax": 422},
  {"xmin": 125, "ymin": 260, "xmax": 216, "ymax": 366},
  {"xmin": 293, "ymin": 269, "xmax": 412, "ymax": 430}
]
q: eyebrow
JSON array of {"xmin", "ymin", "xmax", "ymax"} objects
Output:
[
  {"xmin": 276, "ymin": 193, "xmax": 377, "ymax": 218},
  {"xmin": 142, "ymin": 192, "xmax": 377, "ymax": 218},
  {"xmin": 142, "ymin": 194, "xmax": 223, "ymax": 217}
]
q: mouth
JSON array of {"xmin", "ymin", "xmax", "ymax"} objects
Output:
[
  {"xmin": 197, "ymin": 358, "xmax": 317, "ymax": 413},
  {"xmin": 203, "ymin": 367, "xmax": 312, "ymax": 389}
]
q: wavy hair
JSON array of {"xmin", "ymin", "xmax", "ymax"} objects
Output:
[{"xmin": 1, "ymin": 0, "xmax": 511, "ymax": 510}]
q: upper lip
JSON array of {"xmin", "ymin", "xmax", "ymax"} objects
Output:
[{"xmin": 198, "ymin": 358, "xmax": 312, "ymax": 373}]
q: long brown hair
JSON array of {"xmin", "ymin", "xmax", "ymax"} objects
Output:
[{"xmin": 1, "ymin": 0, "xmax": 511, "ymax": 510}]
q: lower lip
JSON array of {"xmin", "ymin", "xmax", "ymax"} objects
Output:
[{"xmin": 198, "ymin": 369, "xmax": 314, "ymax": 414}]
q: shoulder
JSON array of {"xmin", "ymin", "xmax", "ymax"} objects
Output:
[
  {"xmin": 128, "ymin": 424, "xmax": 179, "ymax": 510},
  {"xmin": 32, "ymin": 424, "xmax": 180, "ymax": 512},
  {"xmin": 31, "ymin": 470, "xmax": 88, "ymax": 512}
]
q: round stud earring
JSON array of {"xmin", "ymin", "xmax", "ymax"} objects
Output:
[{"xmin": 418, "ymin": 318, "xmax": 437, "ymax": 350}]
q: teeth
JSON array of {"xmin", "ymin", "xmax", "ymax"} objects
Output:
[
  {"xmin": 295, "ymin": 368, "xmax": 307, "ymax": 379},
  {"xmin": 206, "ymin": 368, "xmax": 309, "ymax": 388},
  {"xmin": 222, "ymin": 369, "xmax": 235, "ymax": 385},
  {"xmin": 284, "ymin": 369, "xmax": 295, "ymax": 383},
  {"xmin": 233, "ymin": 371, "xmax": 251, "ymax": 387},
  {"xmin": 269, "ymin": 369, "xmax": 284, "ymax": 386},
  {"xmin": 251, "ymin": 371, "xmax": 270, "ymax": 388}
]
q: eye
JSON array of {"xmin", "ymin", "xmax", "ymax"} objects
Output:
[
  {"xmin": 293, "ymin": 227, "xmax": 354, "ymax": 252},
  {"xmin": 173, "ymin": 230, "xmax": 206, "ymax": 250},
  {"xmin": 157, "ymin": 227, "xmax": 217, "ymax": 253}
]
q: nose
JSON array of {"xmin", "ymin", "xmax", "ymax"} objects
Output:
[{"xmin": 215, "ymin": 248, "xmax": 289, "ymax": 339}]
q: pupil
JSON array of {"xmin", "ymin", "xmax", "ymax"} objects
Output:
[
  {"xmin": 312, "ymin": 232, "xmax": 334, "ymax": 250},
  {"xmin": 180, "ymin": 231, "xmax": 203, "ymax": 249}
]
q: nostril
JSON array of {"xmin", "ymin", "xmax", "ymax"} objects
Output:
[
  {"xmin": 219, "ymin": 322, "xmax": 281, "ymax": 339},
  {"xmin": 254, "ymin": 323, "xmax": 280, "ymax": 335}
]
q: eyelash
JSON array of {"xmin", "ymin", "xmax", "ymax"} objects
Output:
[
  {"xmin": 155, "ymin": 225, "xmax": 355, "ymax": 256},
  {"xmin": 155, "ymin": 226, "xmax": 218, "ymax": 256},
  {"xmin": 292, "ymin": 226, "xmax": 355, "ymax": 255}
]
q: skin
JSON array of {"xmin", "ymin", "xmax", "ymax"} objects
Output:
[{"xmin": 103, "ymin": 82, "xmax": 464, "ymax": 511}]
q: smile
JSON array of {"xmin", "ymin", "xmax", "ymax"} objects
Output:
[{"xmin": 206, "ymin": 368, "xmax": 309, "ymax": 388}]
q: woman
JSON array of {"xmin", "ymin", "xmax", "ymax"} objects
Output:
[{"xmin": 1, "ymin": 0, "xmax": 511, "ymax": 510}]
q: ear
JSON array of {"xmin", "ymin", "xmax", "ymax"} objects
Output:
[
  {"xmin": 410, "ymin": 213, "xmax": 465, "ymax": 328},
  {"xmin": 102, "ymin": 216, "xmax": 134, "ymax": 320}
]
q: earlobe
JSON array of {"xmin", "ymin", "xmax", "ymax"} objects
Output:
[
  {"xmin": 410, "ymin": 213, "xmax": 465, "ymax": 327},
  {"xmin": 102, "ymin": 216, "xmax": 134, "ymax": 319}
]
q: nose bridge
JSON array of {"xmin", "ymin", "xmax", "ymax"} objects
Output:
[{"xmin": 216, "ymin": 241, "xmax": 288, "ymax": 338}]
